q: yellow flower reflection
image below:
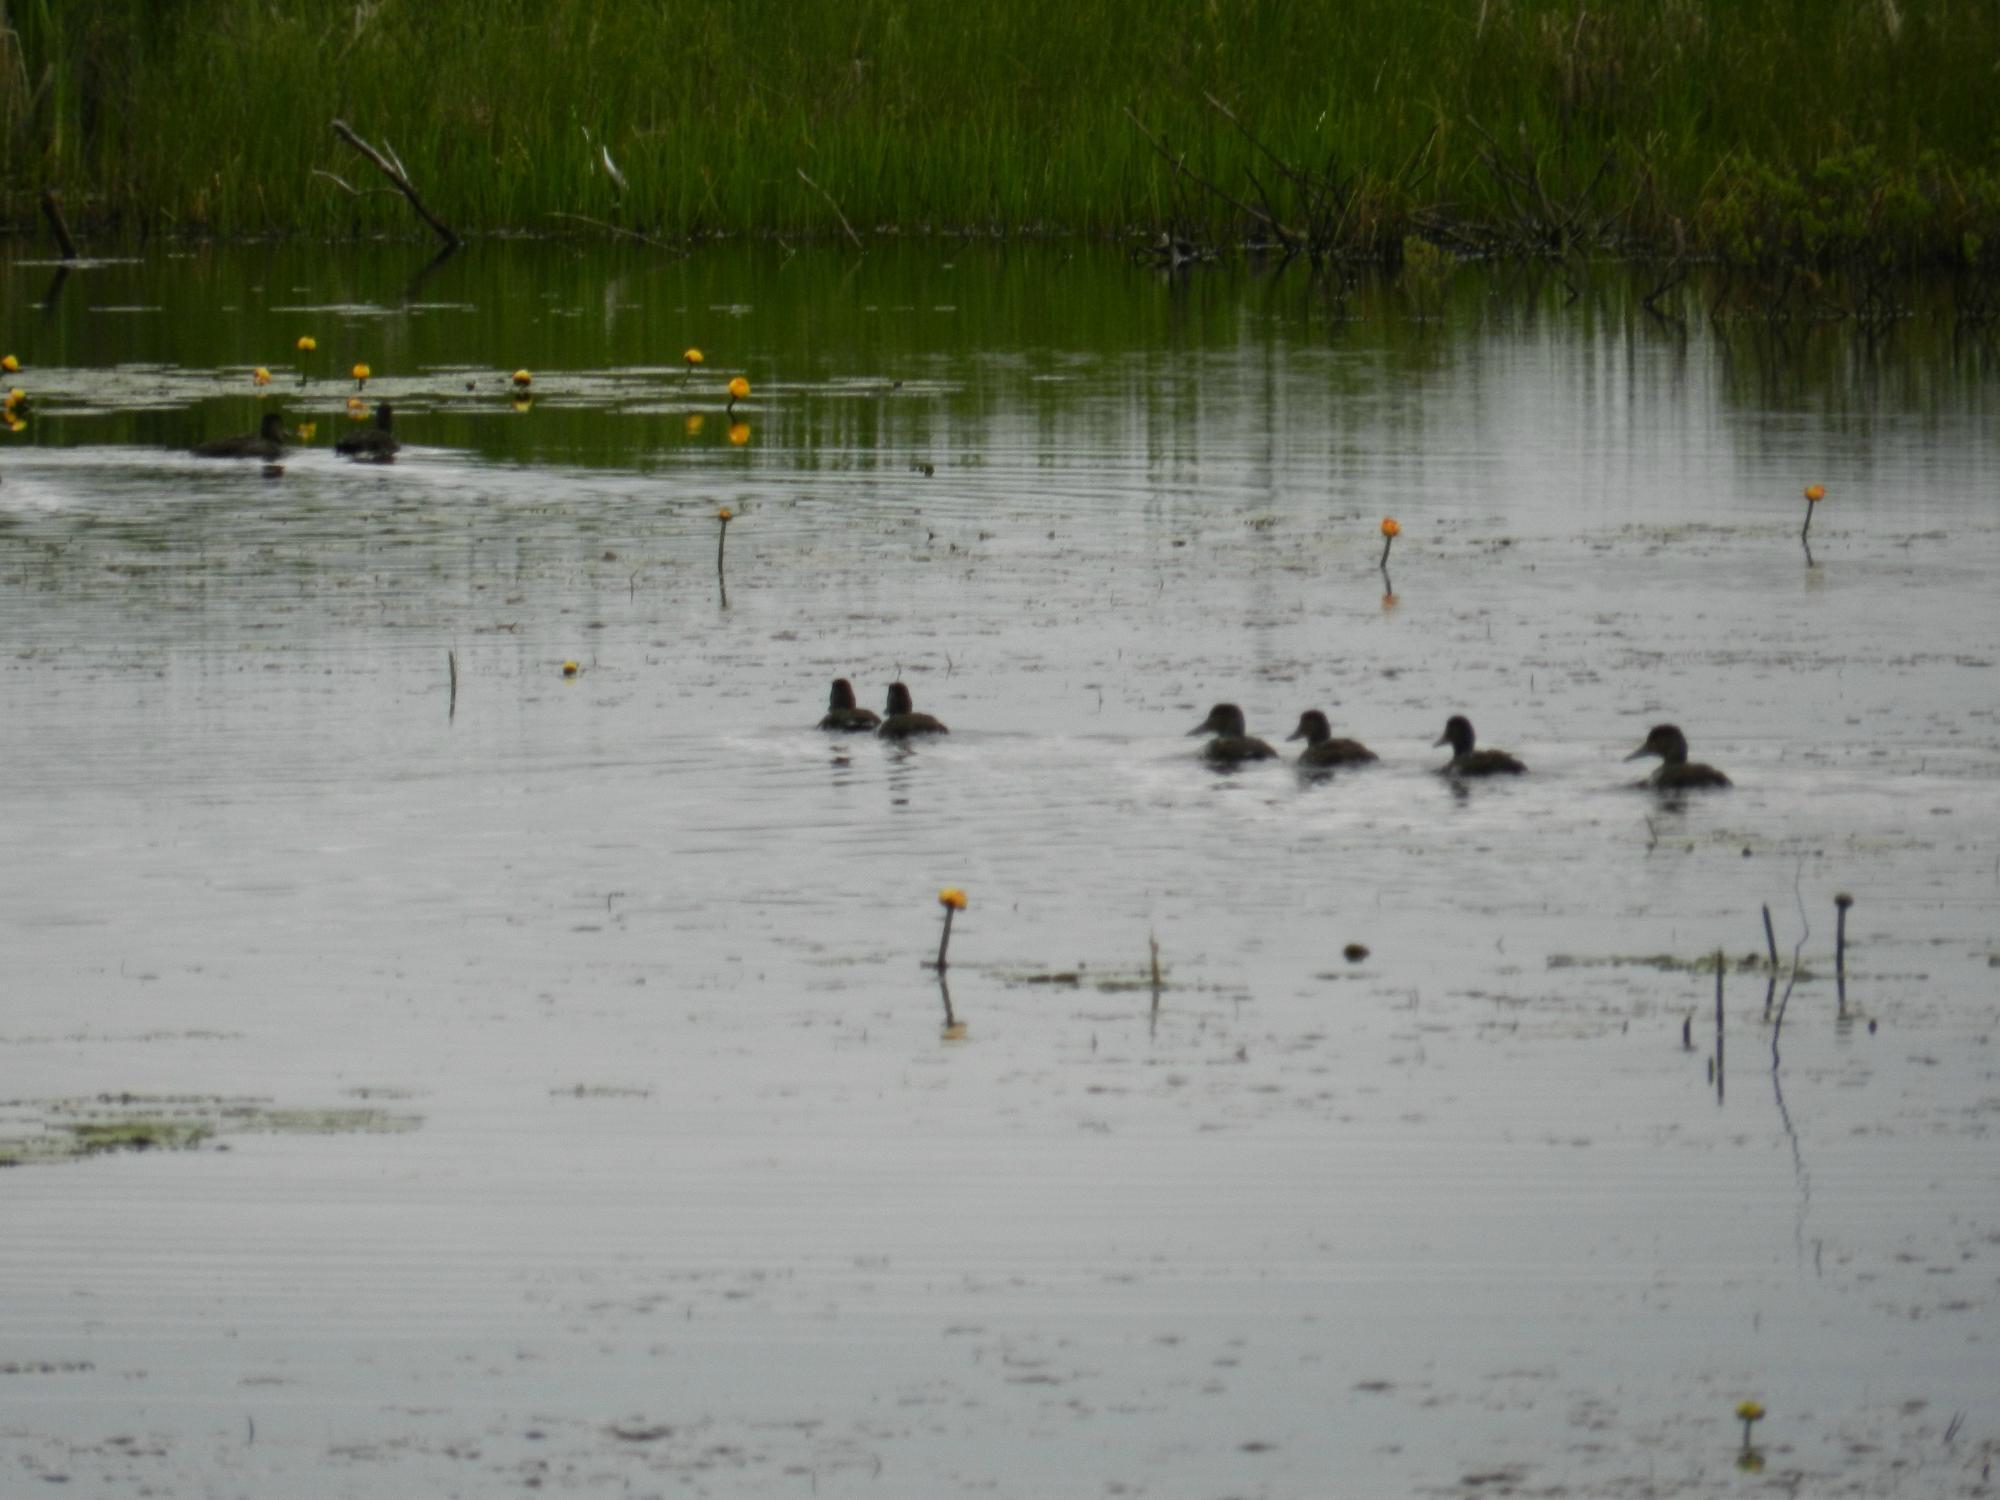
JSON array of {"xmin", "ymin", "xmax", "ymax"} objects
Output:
[{"xmin": 728, "ymin": 422, "xmax": 751, "ymax": 446}]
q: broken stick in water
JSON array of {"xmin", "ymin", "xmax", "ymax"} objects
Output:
[{"xmin": 331, "ymin": 120, "xmax": 462, "ymax": 250}]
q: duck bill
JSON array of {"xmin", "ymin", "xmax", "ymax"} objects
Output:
[
  {"xmin": 1431, "ymin": 733, "xmax": 1450, "ymax": 748},
  {"xmin": 1187, "ymin": 722, "xmax": 1214, "ymax": 737},
  {"xmin": 1285, "ymin": 728, "xmax": 1305, "ymax": 742},
  {"xmin": 1623, "ymin": 745, "xmax": 1651, "ymax": 761}
]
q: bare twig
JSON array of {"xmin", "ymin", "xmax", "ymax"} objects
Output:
[
  {"xmin": 796, "ymin": 168, "xmax": 864, "ymax": 249},
  {"xmin": 547, "ymin": 213, "xmax": 680, "ymax": 251},
  {"xmin": 311, "ymin": 168, "xmax": 365, "ymax": 197},
  {"xmin": 1125, "ymin": 107, "xmax": 1300, "ymax": 247},
  {"xmin": 331, "ymin": 119, "xmax": 462, "ymax": 249},
  {"xmin": 40, "ymin": 190, "xmax": 79, "ymax": 261}
]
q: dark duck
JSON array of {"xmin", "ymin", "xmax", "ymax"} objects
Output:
[
  {"xmin": 819, "ymin": 678, "xmax": 881, "ymax": 732},
  {"xmin": 878, "ymin": 682, "xmax": 949, "ymax": 738},
  {"xmin": 1434, "ymin": 715, "xmax": 1526, "ymax": 777},
  {"xmin": 1626, "ymin": 723, "xmax": 1730, "ymax": 790},
  {"xmin": 1188, "ymin": 703, "xmax": 1278, "ymax": 765},
  {"xmin": 335, "ymin": 402, "xmax": 401, "ymax": 462},
  {"xmin": 1287, "ymin": 709, "xmax": 1378, "ymax": 770}
]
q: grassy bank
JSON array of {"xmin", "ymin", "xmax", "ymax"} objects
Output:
[{"xmin": 3, "ymin": 0, "xmax": 1996, "ymax": 271}]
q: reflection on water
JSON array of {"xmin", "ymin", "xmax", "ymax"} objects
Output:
[{"xmin": 2, "ymin": 245, "xmax": 1998, "ymax": 1497}]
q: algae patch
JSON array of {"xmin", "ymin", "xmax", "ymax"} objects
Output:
[{"xmin": 0, "ymin": 1093, "xmax": 421, "ymax": 1169}]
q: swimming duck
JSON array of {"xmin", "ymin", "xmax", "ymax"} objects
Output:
[
  {"xmin": 192, "ymin": 411, "xmax": 290, "ymax": 460},
  {"xmin": 1287, "ymin": 709, "xmax": 1379, "ymax": 769},
  {"xmin": 1434, "ymin": 715, "xmax": 1526, "ymax": 776},
  {"xmin": 879, "ymin": 682, "xmax": 948, "ymax": 738},
  {"xmin": 335, "ymin": 402, "xmax": 400, "ymax": 462},
  {"xmin": 819, "ymin": 678, "xmax": 881, "ymax": 732},
  {"xmin": 1625, "ymin": 723, "xmax": 1730, "ymax": 790},
  {"xmin": 1188, "ymin": 703, "xmax": 1279, "ymax": 765}
]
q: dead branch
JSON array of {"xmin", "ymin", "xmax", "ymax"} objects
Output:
[
  {"xmin": 331, "ymin": 119, "xmax": 462, "ymax": 249},
  {"xmin": 797, "ymin": 168, "xmax": 864, "ymax": 249},
  {"xmin": 547, "ymin": 213, "xmax": 683, "ymax": 253},
  {"xmin": 1124, "ymin": 107, "xmax": 1300, "ymax": 249},
  {"xmin": 40, "ymin": 190, "xmax": 79, "ymax": 261}
]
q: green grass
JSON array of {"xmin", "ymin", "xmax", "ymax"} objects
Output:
[{"xmin": 3, "ymin": 0, "xmax": 1996, "ymax": 266}]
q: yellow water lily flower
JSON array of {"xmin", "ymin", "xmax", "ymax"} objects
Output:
[
  {"xmin": 351, "ymin": 362, "xmax": 371, "ymax": 385},
  {"xmin": 1803, "ymin": 484, "xmax": 1824, "ymax": 502},
  {"xmin": 1380, "ymin": 516, "xmax": 1401, "ymax": 537},
  {"xmin": 938, "ymin": 888, "xmax": 968, "ymax": 910},
  {"xmin": 1736, "ymin": 1402, "xmax": 1765, "ymax": 1423},
  {"xmin": 562, "ymin": 660, "xmax": 580, "ymax": 677},
  {"xmin": 512, "ymin": 369, "xmax": 533, "ymax": 389},
  {"xmin": 253, "ymin": 367, "xmax": 271, "ymax": 386},
  {"xmin": 727, "ymin": 376, "xmax": 751, "ymax": 402},
  {"xmin": 296, "ymin": 335, "xmax": 317, "ymax": 353},
  {"xmin": 717, "ymin": 506, "xmax": 734, "ymax": 522},
  {"xmin": 683, "ymin": 348, "xmax": 704, "ymax": 366},
  {"xmin": 1, "ymin": 354, "xmax": 19, "ymax": 373}
]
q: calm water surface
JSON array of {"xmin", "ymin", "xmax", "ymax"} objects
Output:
[{"xmin": 2, "ymin": 245, "xmax": 1998, "ymax": 1496}]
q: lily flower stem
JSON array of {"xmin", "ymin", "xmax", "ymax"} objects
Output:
[
  {"xmin": 1380, "ymin": 534, "xmax": 1394, "ymax": 569},
  {"xmin": 717, "ymin": 518, "xmax": 729, "ymax": 577},
  {"xmin": 936, "ymin": 907, "xmax": 955, "ymax": 972}
]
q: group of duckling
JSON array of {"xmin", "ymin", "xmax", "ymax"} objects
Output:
[
  {"xmin": 820, "ymin": 680, "xmax": 1728, "ymax": 790},
  {"xmin": 191, "ymin": 404, "xmax": 399, "ymax": 464},
  {"xmin": 1192, "ymin": 704, "xmax": 1728, "ymax": 788}
]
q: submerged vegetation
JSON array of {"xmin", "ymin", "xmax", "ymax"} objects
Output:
[
  {"xmin": 0, "ymin": 0, "xmax": 1996, "ymax": 278},
  {"xmin": 0, "ymin": 1093, "xmax": 421, "ymax": 1168}
]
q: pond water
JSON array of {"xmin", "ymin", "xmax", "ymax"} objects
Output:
[{"xmin": 2, "ymin": 244, "xmax": 1997, "ymax": 1496}]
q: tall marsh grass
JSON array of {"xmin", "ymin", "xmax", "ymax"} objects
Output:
[{"xmin": 3, "ymin": 0, "xmax": 1996, "ymax": 264}]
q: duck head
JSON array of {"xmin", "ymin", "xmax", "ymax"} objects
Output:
[
  {"xmin": 1626, "ymin": 723, "xmax": 1690, "ymax": 765},
  {"xmin": 1287, "ymin": 710, "xmax": 1332, "ymax": 745},
  {"xmin": 1190, "ymin": 703, "xmax": 1249, "ymax": 738},
  {"xmin": 885, "ymin": 682, "xmax": 915, "ymax": 717},
  {"xmin": 1433, "ymin": 715, "xmax": 1476, "ymax": 757},
  {"xmin": 828, "ymin": 678, "xmax": 859, "ymax": 711}
]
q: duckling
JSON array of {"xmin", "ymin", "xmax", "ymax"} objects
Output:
[
  {"xmin": 819, "ymin": 677, "xmax": 881, "ymax": 732},
  {"xmin": 335, "ymin": 402, "xmax": 400, "ymax": 462},
  {"xmin": 1287, "ymin": 709, "xmax": 1379, "ymax": 770},
  {"xmin": 192, "ymin": 411, "xmax": 290, "ymax": 460},
  {"xmin": 1188, "ymin": 703, "xmax": 1279, "ymax": 765},
  {"xmin": 1625, "ymin": 723, "xmax": 1730, "ymax": 790},
  {"xmin": 1434, "ymin": 714, "xmax": 1526, "ymax": 777},
  {"xmin": 879, "ymin": 681, "xmax": 948, "ymax": 738}
]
